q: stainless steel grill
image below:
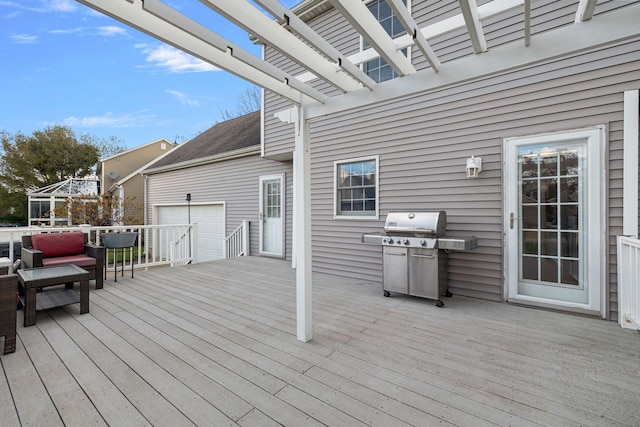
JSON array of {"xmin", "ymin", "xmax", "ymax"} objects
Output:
[{"xmin": 363, "ymin": 211, "xmax": 478, "ymax": 307}]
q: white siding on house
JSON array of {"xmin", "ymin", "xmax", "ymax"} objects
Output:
[{"xmin": 146, "ymin": 155, "xmax": 293, "ymax": 261}]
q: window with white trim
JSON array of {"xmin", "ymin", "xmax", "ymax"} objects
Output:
[
  {"xmin": 363, "ymin": 0, "xmax": 409, "ymax": 83},
  {"xmin": 335, "ymin": 156, "xmax": 379, "ymax": 218}
]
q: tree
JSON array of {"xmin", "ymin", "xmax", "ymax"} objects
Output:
[
  {"xmin": 53, "ymin": 194, "xmax": 144, "ymax": 226},
  {"xmin": 0, "ymin": 125, "xmax": 100, "ymax": 220},
  {"xmin": 87, "ymin": 134, "xmax": 127, "ymax": 159},
  {"xmin": 218, "ymin": 86, "xmax": 261, "ymax": 121}
]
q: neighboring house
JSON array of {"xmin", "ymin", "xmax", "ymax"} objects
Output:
[
  {"xmin": 257, "ymin": 0, "xmax": 640, "ymax": 322},
  {"xmin": 142, "ymin": 111, "xmax": 292, "ymax": 263},
  {"xmin": 27, "ymin": 177, "xmax": 100, "ymax": 226},
  {"xmin": 99, "ymin": 138, "xmax": 177, "ymax": 224}
]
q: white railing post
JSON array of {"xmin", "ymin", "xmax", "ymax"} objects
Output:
[
  {"xmin": 618, "ymin": 235, "xmax": 640, "ymax": 330},
  {"xmin": 242, "ymin": 220, "xmax": 250, "ymax": 256}
]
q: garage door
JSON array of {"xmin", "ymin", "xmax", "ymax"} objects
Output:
[{"xmin": 156, "ymin": 203, "xmax": 225, "ymax": 262}]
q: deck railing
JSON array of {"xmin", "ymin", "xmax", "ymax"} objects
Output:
[
  {"xmin": 225, "ymin": 220, "xmax": 250, "ymax": 258},
  {"xmin": 617, "ymin": 235, "xmax": 640, "ymax": 330},
  {"xmin": 0, "ymin": 224, "xmax": 196, "ymax": 275}
]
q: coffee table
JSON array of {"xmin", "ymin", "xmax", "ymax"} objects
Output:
[{"xmin": 18, "ymin": 265, "xmax": 89, "ymax": 327}]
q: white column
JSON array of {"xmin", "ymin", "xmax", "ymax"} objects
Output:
[
  {"xmin": 623, "ymin": 90, "xmax": 639, "ymax": 237},
  {"xmin": 293, "ymin": 104, "xmax": 312, "ymax": 342}
]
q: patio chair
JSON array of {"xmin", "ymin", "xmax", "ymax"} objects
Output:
[
  {"xmin": 0, "ymin": 273, "xmax": 17, "ymax": 354},
  {"xmin": 21, "ymin": 232, "xmax": 105, "ymax": 289}
]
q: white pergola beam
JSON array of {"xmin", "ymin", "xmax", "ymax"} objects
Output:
[
  {"xmin": 143, "ymin": 0, "xmax": 327, "ymax": 103},
  {"xmin": 304, "ymin": 3, "xmax": 640, "ymax": 119},
  {"xmin": 387, "ymin": 0, "xmax": 441, "ymax": 72},
  {"xmin": 459, "ymin": 0, "xmax": 488, "ymax": 53},
  {"xmin": 76, "ymin": 0, "xmax": 307, "ymax": 104},
  {"xmin": 297, "ymin": 0, "xmax": 526, "ymax": 83},
  {"xmin": 576, "ymin": 0, "xmax": 598, "ymax": 22},
  {"xmin": 253, "ymin": 0, "xmax": 377, "ymax": 90},
  {"xmin": 328, "ymin": 0, "xmax": 415, "ymax": 77},
  {"xmin": 199, "ymin": 0, "xmax": 361, "ymax": 93}
]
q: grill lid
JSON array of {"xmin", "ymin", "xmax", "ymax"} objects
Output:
[{"xmin": 384, "ymin": 211, "xmax": 447, "ymax": 237}]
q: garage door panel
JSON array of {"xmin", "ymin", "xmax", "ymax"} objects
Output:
[{"xmin": 157, "ymin": 204, "xmax": 224, "ymax": 262}]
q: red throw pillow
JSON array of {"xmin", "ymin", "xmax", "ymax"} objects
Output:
[{"xmin": 31, "ymin": 232, "xmax": 85, "ymax": 258}]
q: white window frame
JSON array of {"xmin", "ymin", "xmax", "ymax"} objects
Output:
[
  {"xmin": 360, "ymin": 0, "xmax": 412, "ymax": 83},
  {"xmin": 334, "ymin": 155, "xmax": 380, "ymax": 220}
]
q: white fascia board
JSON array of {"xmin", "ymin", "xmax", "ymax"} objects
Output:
[
  {"xmin": 576, "ymin": 0, "xmax": 598, "ymax": 22},
  {"xmin": 387, "ymin": 0, "xmax": 441, "ymax": 72},
  {"xmin": 143, "ymin": 146, "xmax": 261, "ymax": 175},
  {"xmin": 328, "ymin": 0, "xmax": 415, "ymax": 76},
  {"xmin": 77, "ymin": 0, "xmax": 305, "ymax": 105},
  {"xmin": 458, "ymin": 0, "xmax": 488, "ymax": 53},
  {"xmin": 254, "ymin": 0, "xmax": 376, "ymax": 90},
  {"xmin": 200, "ymin": 0, "xmax": 361, "ymax": 93},
  {"xmin": 144, "ymin": 0, "xmax": 326, "ymax": 103},
  {"xmin": 296, "ymin": 0, "xmax": 525, "ymax": 83},
  {"xmin": 304, "ymin": 3, "xmax": 640, "ymax": 119}
]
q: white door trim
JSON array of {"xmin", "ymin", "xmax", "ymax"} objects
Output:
[
  {"xmin": 259, "ymin": 173, "xmax": 285, "ymax": 258},
  {"xmin": 503, "ymin": 126, "xmax": 607, "ymax": 317}
]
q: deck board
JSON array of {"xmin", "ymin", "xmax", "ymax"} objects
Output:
[{"xmin": 1, "ymin": 256, "xmax": 639, "ymax": 426}]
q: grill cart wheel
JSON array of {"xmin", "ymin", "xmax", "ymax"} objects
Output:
[
  {"xmin": 445, "ymin": 290, "xmax": 453, "ymax": 297},
  {"xmin": 383, "ymin": 291, "xmax": 390, "ymax": 297},
  {"xmin": 435, "ymin": 300, "xmax": 444, "ymax": 308}
]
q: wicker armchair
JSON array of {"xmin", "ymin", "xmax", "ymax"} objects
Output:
[{"xmin": 0, "ymin": 274, "xmax": 17, "ymax": 354}]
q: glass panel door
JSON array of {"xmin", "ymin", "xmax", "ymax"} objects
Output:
[
  {"xmin": 518, "ymin": 143, "xmax": 584, "ymax": 302},
  {"xmin": 504, "ymin": 127, "xmax": 604, "ymax": 314}
]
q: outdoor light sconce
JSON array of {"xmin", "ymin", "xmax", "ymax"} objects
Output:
[{"xmin": 466, "ymin": 155, "xmax": 482, "ymax": 178}]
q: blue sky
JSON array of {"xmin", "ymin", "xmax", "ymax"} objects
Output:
[{"xmin": 1, "ymin": 0, "xmax": 298, "ymax": 148}]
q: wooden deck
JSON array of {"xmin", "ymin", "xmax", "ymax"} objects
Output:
[{"xmin": 1, "ymin": 256, "xmax": 639, "ymax": 427}]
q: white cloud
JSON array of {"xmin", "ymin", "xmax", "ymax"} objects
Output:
[
  {"xmin": 46, "ymin": 0, "xmax": 77, "ymax": 13},
  {"xmin": 138, "ymin": 44, "xmax": 218, "ymax": 74},
  {"xmin": 11, "ymin": 34, "xmax": 38, "ymax": 44},
  {"xmin": 49, "ymin": 26, "xmax": 127, "ymax": 37},
  {"xmin": 97, "ymin": 26, "xmax": 127, "ymax": 37},
  {"xmin": 60, "ymin": 111, "xmax": 156, "ymax": 128},
  {"xmin": 166, "ymin": 90, "xmax": 201, "ymax": 107}
]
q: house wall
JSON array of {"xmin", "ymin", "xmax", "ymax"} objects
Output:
[
  {"xmin": 262, "ymin": 0, "xmax": 640, "ymax": 320},
  {"xmin": 102, "ymin": 139, "xmax": 174, "ymax": 191},
  {"xmin": 145, "ymin": 154, "xmax": 293, "ymax": 260},
  {"xmin": 121, "ymin": 175, "xmax": 145, "ymax": 224}
]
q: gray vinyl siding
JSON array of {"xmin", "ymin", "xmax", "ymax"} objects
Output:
[
  {"xmin": 146, "ymin": 155, "xmax": 293, "ymax": 261},
  {"xmin": 268, "ymin": 40, "xmax": 639, "ymax": 319},
  {"xmin": 262, "ymin": 0, "xmax": 639, "ymax": 319}
]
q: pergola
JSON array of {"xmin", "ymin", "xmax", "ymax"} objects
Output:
[{"xmin": 75, "ymin": 0, "xmax": 640, "ymax": 341}]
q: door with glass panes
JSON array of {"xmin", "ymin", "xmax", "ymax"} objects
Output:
[{"xmin": 504, "ymin": 127, "xmax": 604, "ymax": 314}]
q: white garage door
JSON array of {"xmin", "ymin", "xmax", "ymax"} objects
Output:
[{"xmin": 156, "ymin": 203, "xmax": 225, "ymax": 262}]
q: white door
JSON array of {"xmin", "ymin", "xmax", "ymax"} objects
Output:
[
  {"xmin": 259, "ymin": 174, "xmax": 285, "ymax": 257},
  {"xmin": 504, "ymin": 127, "xmax": 605, "ymax": 315},
  {"xmin": 157, "ymin": 203, "xmax": 225, "ymax": 262}
]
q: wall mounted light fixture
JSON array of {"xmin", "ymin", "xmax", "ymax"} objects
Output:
[{"xmin": 466, "ymin": 156, "xmax": 482, "ymax": 178}]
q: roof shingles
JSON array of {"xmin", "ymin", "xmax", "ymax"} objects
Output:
[{"xmin": 149, "ymin": 111, "xmax": 260, "ymax": 170}]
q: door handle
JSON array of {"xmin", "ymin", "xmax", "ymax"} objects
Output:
[{"xmin": 410, "ymin": 254, "xmax": 436, "ymax": 259}]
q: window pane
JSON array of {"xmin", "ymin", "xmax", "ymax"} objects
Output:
[
  {"xmin": 336, "ymin": 159, "xmax": 377, "ymax": 216},
  {"xmin": 522, "ymin": 256, "xmax": 538, "ymax": 280}
]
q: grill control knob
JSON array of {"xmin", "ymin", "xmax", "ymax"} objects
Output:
[
  {"xmin": 420, "ymin": 240, "xmax": 427, "ymax": 246},
  {"xmin": 403, "ymin": 239, "xmax": 410, "ymax": 245},
  {"xmin": 387, "ymin": 238, "xmax": 394, "ymax": 245}
]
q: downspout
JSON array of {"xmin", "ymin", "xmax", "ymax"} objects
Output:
[{"xmin": 623, "ymin": 90, "xmax": 639, "ymax": 237}]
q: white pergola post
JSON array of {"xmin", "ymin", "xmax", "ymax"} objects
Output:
[
  {"xmin": 623, "ymin": 90, "xmax": 639, "ymax": 237},
  {"xmin": 293, "ymin": 104, "xmax": 313, "ymax": 342}
]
